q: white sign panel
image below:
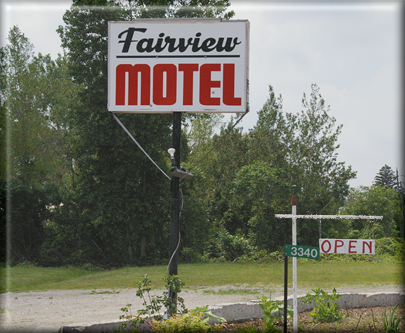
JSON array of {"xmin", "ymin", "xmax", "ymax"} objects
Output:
[
  {"xmin": 108, "ymin": 19, "xmax": 249, "ymax": 113},
  {"xmin": 319, "ymin": 239, "xmax": 375, "ymax": 254}
]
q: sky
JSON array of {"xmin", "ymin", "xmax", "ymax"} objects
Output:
[{"xmin": 1, "ymin": 0, "xmax": 403, "ymax": 189}]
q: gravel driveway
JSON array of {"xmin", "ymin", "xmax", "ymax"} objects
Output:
[{"xmin": 0, "ymin": 284, "xmax": 403, "ymax": 332}]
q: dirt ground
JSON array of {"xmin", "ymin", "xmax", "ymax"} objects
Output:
[
  {"xmin": 0, "ymin": 285, "xmax": 404, "ymax": 332},
  {"xmin": 216, "ymin": 305, "xmax": 405, "ymax": 332}
]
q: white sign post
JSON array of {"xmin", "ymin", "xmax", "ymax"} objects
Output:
[
  {"xmin": 108, "ymin": 19, "xmax": 249, "ymax": 113},
  {"xmin": 291, "ymin": 199, "xmax": 298, "ymax": 333},
  {"xmin": 275, "ymin": 212, "xmax": 382, "ymax": 332}
]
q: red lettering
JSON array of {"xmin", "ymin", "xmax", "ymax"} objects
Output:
[
  {"xmin": 179, "ymin": 64, "xmax": 199, "ymax": 105},
  {"xmin": 321, "ymin": 240, "xmax": 331, "ymax": 253},
  {"xmin": 115, "ymin": 62, "xmax": 243, "ymax": 108},
  {"xmin": 200, "ymin": 63, "xmax": 221, "ymax": 105},
  {"xmin": 334, "ymin": 240, "xmax": 344, "ymax": 253},
  {"xmin": 153, "ymin": 64, "xmax": 177, "ymax": 105},
  {"xmin": 116, "ymin": 64, "xmax": 150, "ymax": 105},
  {"xmin": 362, "ymin": 241, "xmax": 373, "ymax": 254},
  {"xmin": 349, "ymin": 240, "xmax": 357, "ymax": 253},
  {"xmin": 223, "ymin": 64, "xmax": 241, "ymax": 106}
]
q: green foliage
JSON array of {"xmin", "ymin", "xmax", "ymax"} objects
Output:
[
  {"xmin": 382, "ymin": 304, "xmax": 402, "ymax": 332},
  {"xmin": 301, "ymin": 288, "xmax": 344, "ymax": 323},
  {"xmin": 189, "ymin": 84, "xmax": 356, "ymax": 258},
  {"xmin": 151, "ymin": 311, "xmax": 217, "ymax": 333},
  {"xmin": 47, "ymin": 0, "xmax": 236, "ymax": 268},
  {"xmin": 191, "ymin": 305, "xmax": 226, "ymax": 323},
  {"xmin": 4, "ymin": 0, "xmax": 402, "ymax": 268},
  {"xmin": 339, "ymin": 185, "xmax": 401, "ymax": 239},
  {"xmin": 117, "ymin": 274, "xmax": 224, "ymax": 333},
  {"xmin": 150, "ymin": 305, "xmax": 225, "ymax": 333},
  {"xmin": 3, "ymin": 26, "xmax": 79, "ymax": 265},
  {"xmin": 259, "ymin": 296, "xmax": 293, "ymax": 330},
  {"xmin": 375, "ymin": 237, "xmax": 405, "ymax": 261},
  {"xmin": 0, "ymin": 181, "xmax": 5, "ymax": 263},
  {"xmin": 202, "ymin": 227, "xmax": 258, "ymax": 261},
  {"xmin": 374, "ymin": 164, "xmax": 396, "ymax": 188},
  {"xmin": 116, "ymin": 274, "xmax": 188, "ymax": 332}
]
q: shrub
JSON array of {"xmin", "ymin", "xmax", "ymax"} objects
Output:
[
  {"xmin": 376, "ymin": 237, "xmax": 405, "ymax": 261},
  {"xmin": 301, "ymin": 288, "xmax": 344, "ymax": 323},
  {"xmin": 203, "ymin": 228, "xmax": 258, "ymax": 261},
  {"xmin": 259, "ymin": 296, "xmax": 292, "ymax": 330}
]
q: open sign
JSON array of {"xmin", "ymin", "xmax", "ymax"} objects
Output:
[
  {"xmin": 319, "ymin": 238, "xmax": 375, "ymax": 254},
  {"xmin": 108, "ymin": 19, "xmax": 249, "ymax": 113}
]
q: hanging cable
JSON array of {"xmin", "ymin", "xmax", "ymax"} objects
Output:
[
  {"xmin": 167, "ymin": 181, "xmax": 184, "ymax": 275},
  {"xmin": 112, "ymin": 113, "xmax": 171, "ymax": 181}
]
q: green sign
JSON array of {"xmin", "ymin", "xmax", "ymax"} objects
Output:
[{"xmin": 284, "ymin": 245, "xmax": 319, "ymax": 260}]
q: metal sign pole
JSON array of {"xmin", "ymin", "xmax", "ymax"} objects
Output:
[
  {"xmin": 291, "ymin": 198, "xmax": 298, "ymax": 333},
  {"xmin": 284, "ymin": 255, "xmax": 288, "ymax": 333},
  {"xmin": 168, "ymin": 111, "xmax": 182, "ymax": 315}
]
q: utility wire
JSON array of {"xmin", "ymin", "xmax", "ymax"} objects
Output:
[
  {"xmin": 112, "ymin": 113, "xmax": 171, "ymax": 181},
  {"xmin": 167, "ymin": 182, "xmax": 184, "ymax": 275},
  {"xmin": 113, "ymin": 112, "xmax": 246, "ymax": 275}
]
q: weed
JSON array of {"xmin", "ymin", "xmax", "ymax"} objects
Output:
[
  {"xmin": 90, "ymin": 289, "xmax": 120, "ymax": 294},
  {"xmin": 202, "ymin": 288, "xmax": 260, "ymax": 295},
  {"xmin": 301, "ymin": 287, "xmax": 345, "ymax": 323},
  {"xmin": 259, "ymin": 296, "xmax": 293, "ymax": 330},
  {"xmin": 193, "ymin": 305, "xmax": 226, "ymax": 323},
  {"xmin": 152, "ymin": 307, "xmax": 225, "ymax": 333},
  {"xmin": 382, "ymin": 304, "xmax": 402, "ymax": 332},
  {"xmin": 116, "ymin": 274, "xmax": 188, "ymax": 333},
  {"xmin": 116, "ymin": 275, "xmax": 227, "ymax": 333}
]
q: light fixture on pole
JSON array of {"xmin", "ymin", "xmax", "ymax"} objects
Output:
[{"xmin": 167, "ymin": 148, "xmax": 194, "ymax": 180}]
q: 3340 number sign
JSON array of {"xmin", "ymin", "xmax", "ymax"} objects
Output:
[{"xmin": 284, "ymin": 245, "xmax": 319, "ymax": 260}]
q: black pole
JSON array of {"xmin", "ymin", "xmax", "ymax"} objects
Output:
[
  {"xmin": 284, "ymin": 256, "xmax": 288, "ymax": 333},
  {"xmin": 168, "ymin": 111, "xmax": 181, "ymax": 315}
]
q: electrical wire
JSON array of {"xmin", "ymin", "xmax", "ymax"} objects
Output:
[
  {"xmin": 112, "ymin": 113, "xmax": 171, "ymax": 181},
  {"xmin": 167, "ymin": 181, "xmax": 184, "ymax": 275},
  {"xmin": 112, "ymin": 112, "xmax": 184, "ymax": 274},
  {"xmin": 113, "ymin": 111, "xmax": 245, "ymax": 276}
]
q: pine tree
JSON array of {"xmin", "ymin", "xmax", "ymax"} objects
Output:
[{"xmin": 374, "ymin": 164, "xmax": 396, "ymax": 188}]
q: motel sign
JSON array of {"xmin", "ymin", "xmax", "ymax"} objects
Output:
[{"xmin": 108, "ymin": 19, "xmax": 249, "ymax": 113}]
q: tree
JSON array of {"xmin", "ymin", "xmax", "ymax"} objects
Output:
[
  {"xmin": 52, "ymin": 0, "xmax": 235, "ymax": 266},
  {"xmin": 374, "ymin": 164, "xmax": 396, "ymax": 188},
  {"xmin": 0, "ymin": 46, "xmax": 6, "ymax": 262},
  {"xmin": 288, "ymin": 84, "xmax": 356, "ymax": 246},
  {"xmin": 339, "ymin": 185, "xmax": 401, "ymax": 239},
  {"xmin": 241, "ymin": 85, "xmax": 356, "ymax": 249},
  {"xmin": 185, "ymin": 84, "xmax": 356, "ymax": 256},
  {"xmin": 3, "ymin": 27, "xmax": 74, "ymax": 263}
]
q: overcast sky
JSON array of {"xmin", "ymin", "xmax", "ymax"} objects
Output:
[{"xmin": 1, "ymin": 0, "xmax": 403, "ymax": 189}]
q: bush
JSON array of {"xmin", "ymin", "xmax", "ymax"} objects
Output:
[
  {"xmin": 301, "ymin": 288, "xmax": 344, "ymax": 323},
  {"xmin": 152, "ymin": 311, "xmax": 215, "ymax": 333},
  {"xmin": 376, "ymin": 237, "xmax": 405, "ymax": 261},
  {"xmin": 203, "ymin": 228, "xmax": 258, "ymax": 261}
]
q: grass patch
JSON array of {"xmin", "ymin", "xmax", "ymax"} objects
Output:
[
  {"xmin": 89, "ymin": 289, "xmax": 120, "ymax": 295},
  {"xmin": 202, "ymin": 288, "xmax": 260, "ymax": 295},
  {"xmin": 0, "ymin": 261, "xmax": 403, "ymax": 293}
]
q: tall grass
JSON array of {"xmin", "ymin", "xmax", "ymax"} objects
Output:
[{"xmin": 0, "ymin": 261, "xmax": 403, "ymax": 293}]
